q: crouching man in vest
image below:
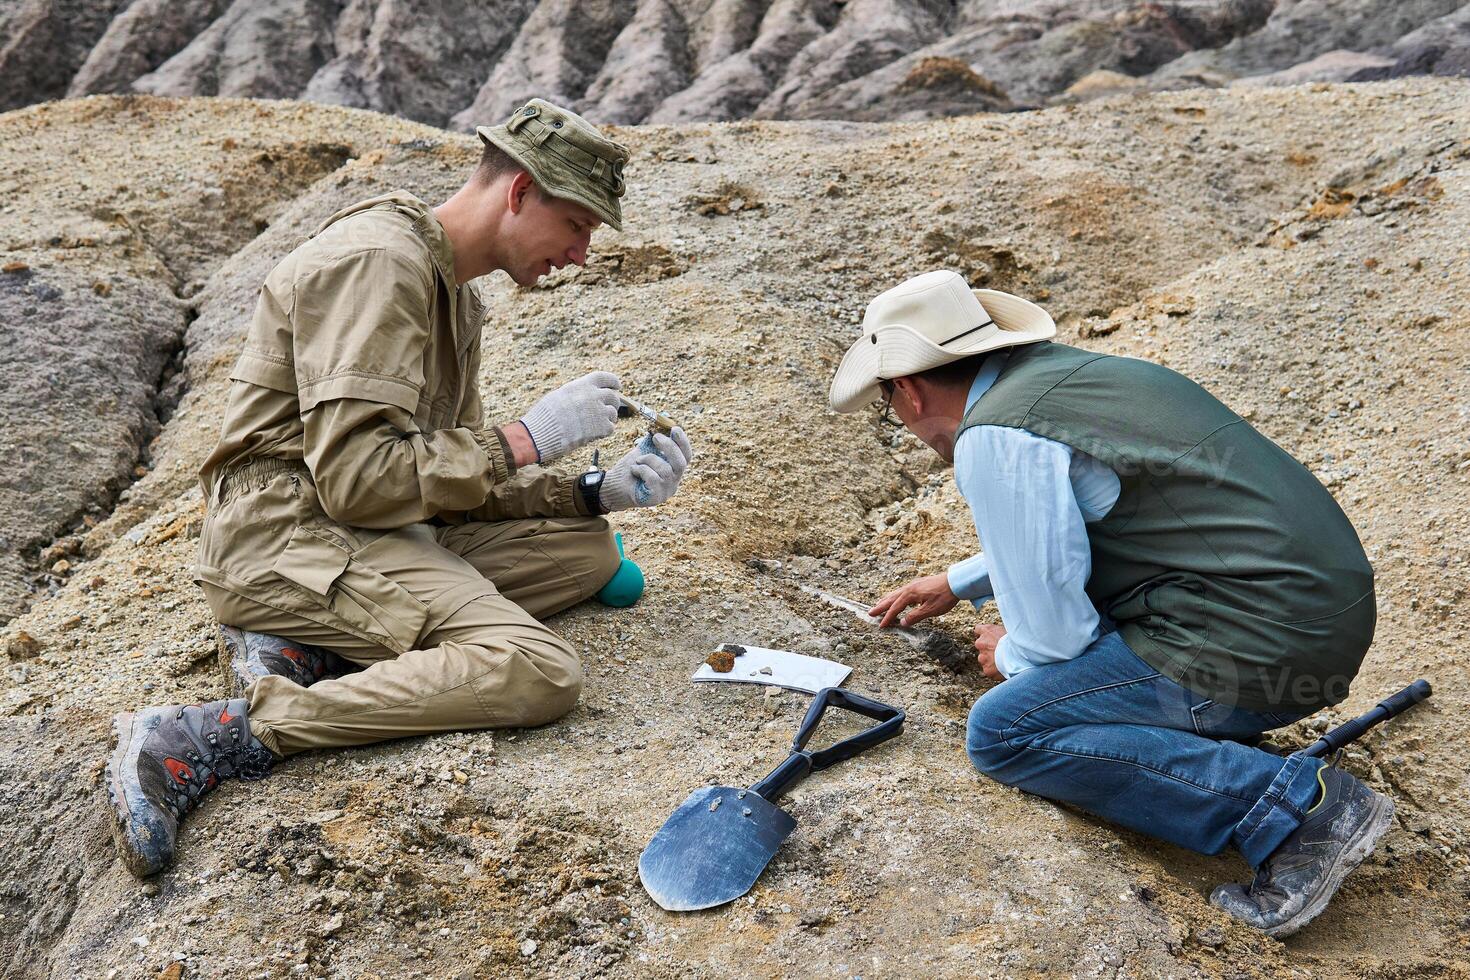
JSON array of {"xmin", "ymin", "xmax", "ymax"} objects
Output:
[
  {"xmin": 831, "ymin": 270, "xmax": 1389, "ymax": 938},
  {"xmin": 104, "ymin": 99, "xmax": 694, "ymax": 877}
]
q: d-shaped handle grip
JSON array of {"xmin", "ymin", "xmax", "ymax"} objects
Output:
[
  {"xmin": 749, "ymin": 688, "xmax": 906, "ymax": 803},
  {"xmin": 797, "ymin": 687, "xmax": 905, "ymax": 771}
]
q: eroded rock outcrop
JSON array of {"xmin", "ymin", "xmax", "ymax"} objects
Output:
[
  {"xmin": 1151, "ymin": 0, "xmax": 1465, "ymax": 86},
  {"xmin": 130, "ymin": 0, "xmax": 341, "ymax": 101},
  {"xmin": 65, "ymin": 0, "xmax": 232, "ymax": 99},
  {"xmin": 0, "ymin": 0, "xmax": 128, "ymax": 110},
  {"xmin": 4, "ymin": 0, "xmax": 1466, "ymax": 125},
  {"xmin": 453, "ymin": 0, "xmax": 637, "ymax": 126},
  {"xmin": 1355, "ymin": 3, "xmax": 1470, "ymax": 80},
  {"xmin": 308, "ymin": 0, "xmax": 541, "ymax": 128}
]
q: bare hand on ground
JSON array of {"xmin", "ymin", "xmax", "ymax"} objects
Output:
[
  {"xmin": 869, "ymin": 573, "xmax": 959, "ymax": 628},
  {"xmin": 974, "ymin": 624, "xmax": 1006, "ymax": 679}
]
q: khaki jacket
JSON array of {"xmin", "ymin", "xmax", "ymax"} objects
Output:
[{"xmin": 194, "ymin": 192, "xmax": 586, "ymax": 651}]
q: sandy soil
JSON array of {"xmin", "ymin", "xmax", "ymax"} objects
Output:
[{"xmin": 0, "ymin": 81, "xmax": 1467, "ymax": 978}]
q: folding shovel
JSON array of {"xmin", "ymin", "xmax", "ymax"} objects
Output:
[{"xmin": 639, "ymin": 687, "xmax": 905, "ymax": 912}]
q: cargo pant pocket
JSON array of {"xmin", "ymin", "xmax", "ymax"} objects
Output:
[{"xmin": 271, "ymin": 525, "xmax": 429, "ymax": 654}]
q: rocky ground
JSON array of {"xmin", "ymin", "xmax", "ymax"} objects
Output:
[
  {"xmin": 1, "ymin": 79, "xmax": 1468, "ymax": 977},
  {"xmin": 2, "ymin": 0, "xmax": 1469, "ymax": 127}
]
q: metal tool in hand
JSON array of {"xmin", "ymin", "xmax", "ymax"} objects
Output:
[
  {"xmin": 639, "ymin": 687, "xmax": 904, "ymax": 912},
  {"xmin": 617, "ymin": 392, "xmax": 677, "ymax": 434},
  {"xmin": 1301, "ymin": 679, "xmax": 1432, "ymax": 758}
]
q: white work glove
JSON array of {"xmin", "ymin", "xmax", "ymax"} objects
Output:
[
  {"xmin": 519, "ymin": 371, "xmax": 621, "ymax": 463},
  {"xmin": 600, "ymin": 428, "xmax": 693, "ymax": 512}
]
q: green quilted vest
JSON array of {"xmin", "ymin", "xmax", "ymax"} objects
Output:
[{"xmin": 958, "ymin": 342, "xmax": 1375, "ymax": 713}]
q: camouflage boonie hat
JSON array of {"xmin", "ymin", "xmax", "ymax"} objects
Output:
[{"xmin": 477, "ymin": 98, "xmax": 631, "ymax": 231}]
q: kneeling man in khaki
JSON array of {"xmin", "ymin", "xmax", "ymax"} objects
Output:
[{"xmin": 105, "ymin": 99, "xmax": 693, "ymax": 877}]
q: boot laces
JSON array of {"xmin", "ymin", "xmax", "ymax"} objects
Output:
[{"xmin": 159, "ymin": 707, "xmax": 274, "ymax": 816}]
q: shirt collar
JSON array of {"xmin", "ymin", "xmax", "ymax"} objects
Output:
[
  {"xmin": 964, "ymin": 350, "xmax": 1012, "ymax": 413},
  {"xmin": 316, "ymin": 191, "xmax": 459, "ymax": 288},
  {"xmin": 408, "ymin": 199, "xmax": 459, "ymax": 289}
]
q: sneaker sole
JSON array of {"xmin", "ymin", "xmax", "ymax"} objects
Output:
[
  {"xmin": 1265, "ymin": 793, "xmax": 1396, "ymax": 939},
  {"xmin": 105, "ymin": 711, "xmax": 165, "ymax": 879}
]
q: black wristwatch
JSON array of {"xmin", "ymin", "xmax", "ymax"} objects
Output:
[{"xmin": 577, "ymin": 469, "xmax": 607, "ymax": 515}]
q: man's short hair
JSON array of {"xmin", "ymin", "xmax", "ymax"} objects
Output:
[
  {"xmin": 889, "ymin": 354, "xmax": 987, "ymax": 391},
  {"xmin": 473, "ymin": 141, "xmax": 558, "ymax": 208},
  {"xmin": 473, "ymin": 140, "xmax": 528, "ymax": 185}
]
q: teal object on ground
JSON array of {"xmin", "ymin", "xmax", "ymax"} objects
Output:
[{"xmin": 596, "ymin": 532, "xmax": 644, "ymax": 607}]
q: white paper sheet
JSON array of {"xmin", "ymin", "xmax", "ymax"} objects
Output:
[{"xmin": 691, "ymin": 644, "xmax": 852, "ymax": 695}]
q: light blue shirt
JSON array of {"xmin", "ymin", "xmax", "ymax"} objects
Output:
[{"xmin": 946, "ymin": 352, "xmax": 1122, "ymax": 678}]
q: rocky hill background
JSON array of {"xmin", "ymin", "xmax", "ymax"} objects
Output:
[
  {"xmin": 0, "ymin": 78, "xmax": 1467, "ymax": 978},
  {"xmin": 2, "ymin": 0, "xmax": 1469, "ymax": 128}
]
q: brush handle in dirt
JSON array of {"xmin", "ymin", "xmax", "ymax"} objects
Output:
[
  {"xmin": 1301, "ymin": 679, "xmax": 1432, "ymax": 758},
  {"xmin": 749, "ymin": 687, "xmax": 905, "ymax": 803}
]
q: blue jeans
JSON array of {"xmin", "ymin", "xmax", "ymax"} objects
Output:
[{"xmin": 966, "ymin": 630, "xmax": 1325, "ymax": 868}]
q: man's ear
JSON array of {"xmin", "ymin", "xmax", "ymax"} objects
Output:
[
  {"xmin": 893, "ymin": 376, "xmax": 922, "ymax": 415},
  {"xmin": 506, "ymin": 170, "xmax": 535, "ymax": 216}
]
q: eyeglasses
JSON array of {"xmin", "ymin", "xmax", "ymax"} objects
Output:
[{"xmin": 874, "ymin": 383, "xmax": 901, "ymax": 431}]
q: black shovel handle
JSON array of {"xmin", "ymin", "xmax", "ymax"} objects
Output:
[
  {"xmin": 798, "ymin": 687, "xmax": 906, "ymax": 770},
  {"xmin": 1301, "ymin": 679, "xmax": 1432, "ymax": 758},
  {"xmin": 751, "ymin": 687, "xmax": 905, "ymax": 802}
]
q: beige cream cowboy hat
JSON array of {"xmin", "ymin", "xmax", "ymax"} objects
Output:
[{"xmin": 829, "ymin": 270, "xmax": 1057, "ymax": 413}]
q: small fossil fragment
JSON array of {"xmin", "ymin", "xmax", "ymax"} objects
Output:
[{"xmin": 706, "ymin": 643, "xmax": 746, "ymax": 673}]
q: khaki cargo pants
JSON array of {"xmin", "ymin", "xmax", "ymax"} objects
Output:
[{"xmin": 195, "ymin": 460, "xmax": 619, "ymax": 758}]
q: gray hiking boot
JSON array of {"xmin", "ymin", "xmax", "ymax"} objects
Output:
[
  {"xmin": 105, "ymin": 698, "xmax": 275, "ymax": 878},
  {"xmin": 1211, "ymin": 765, "xmax": 1395, "ymax": 938},
  {"xmin": 217, "ymin": 625, "xmax": 357, "ymax": 698}
]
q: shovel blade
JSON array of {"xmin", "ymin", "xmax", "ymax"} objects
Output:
[{"xmin": 638, "ymin": 786, "xmax": 797, "ymax": 911}]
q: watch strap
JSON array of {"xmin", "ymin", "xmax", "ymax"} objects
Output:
[{"xmin": 577, "ymin": 471, "xmax": 607, "ymax": 515}]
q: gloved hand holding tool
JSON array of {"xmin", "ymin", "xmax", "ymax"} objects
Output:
[
  {"xmin": 599, "ymin": 427, "xmax": 694, "ymax": 511},
  {"xmin": 572, "ymin": 387, "xmax": 690, "ymax": 604},
  {"xmin": 639, "ymin": 687, "xmax": 905, "ymax": 911},
  {"xmin": 519, "ymin": 370, "xmax": 622, "ymax": 463},
  {"xmin": 618, "ymin": 392, "xmax": 677, "ymax": 434}
]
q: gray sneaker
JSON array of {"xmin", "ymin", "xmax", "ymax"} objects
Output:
[
  {"xmin": 217, "ymin": 625, "xmax": 357, "ymax": 698},
  {"xmin": 1211, "ymin": 765, "xmax": 1395, "ymax": 938},
  {"xmin": 105, "ymin": 698, "xmax": 274, "ymax": 877}
]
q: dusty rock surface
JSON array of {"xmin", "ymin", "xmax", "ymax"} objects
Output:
[
  {"xmin": 0, "ymin": 261, "xmax": 180, "ymax": 623},
  {"xmin": 0, "ymin": 97, "xmax": 432, "ymax": 626},
  {"xmin": 1, "ymin": 80, "xmax": 1468, "ymax": 977},
  {"xmin": 2, "ymin": 0, "xmax": 1467, "ymax": 125},
  {"xmin": 1155, "ymin": 0, "xmax": 1469, "ymax": 85}
]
